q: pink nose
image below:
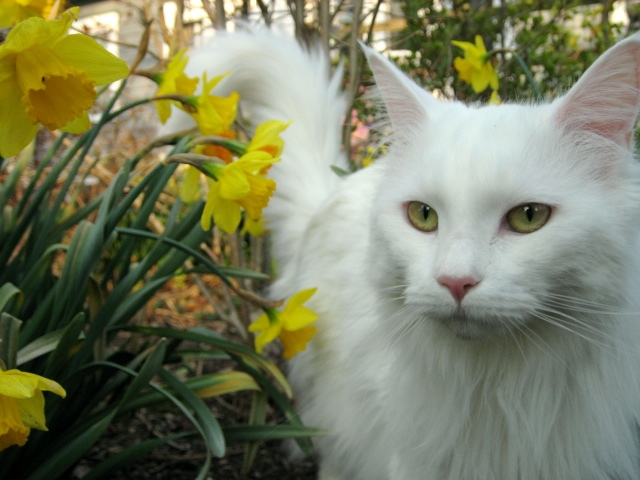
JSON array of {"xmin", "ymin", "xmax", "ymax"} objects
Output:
[{"xmin": 437, "ymin": 276, "xmax": 478, "ymax": 302}]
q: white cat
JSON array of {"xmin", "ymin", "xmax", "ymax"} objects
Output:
[{"xmin": 181, "ymin": 29, "xmax": 640, "ymax": 479}]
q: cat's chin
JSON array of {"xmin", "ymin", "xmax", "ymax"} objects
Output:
[{"xmin": 435, "ymin": 311, "xmax": 502, "ymax": 341}]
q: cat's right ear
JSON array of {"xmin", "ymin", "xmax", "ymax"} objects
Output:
[
  {"xmin": 361, "ymin": 44, "xmax": 435, "ymax": 133},
  {"xmin": 555, "ymin": 33, "xmax": 640, "ymax": 151}
]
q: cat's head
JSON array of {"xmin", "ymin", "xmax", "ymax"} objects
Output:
[{"xmin": 364, "ymin": 35, "xmax": 640, "ymax": 341}]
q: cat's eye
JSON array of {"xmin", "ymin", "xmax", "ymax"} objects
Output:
[
  {"xmin": 506, "ymin": 203, "xmax": 551, "ymax": 233},
  {"xmin": 407, "ymin": 201, "xmax": 438, "ymax": 232}
]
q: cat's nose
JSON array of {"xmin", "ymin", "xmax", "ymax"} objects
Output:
[{"xmin": 437, "ymin": 276, "xmax": 478, "ymax": 303}]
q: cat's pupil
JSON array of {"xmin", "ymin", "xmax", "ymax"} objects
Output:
[
  {"xmin": 421, "ymin": 204, "xmax": 430, "ymax": 220},
  {"xmin": 524, "ymin": 205, "xmax": 534, "ymax": 222}
]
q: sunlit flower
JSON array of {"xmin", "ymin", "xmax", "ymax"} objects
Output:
[
  {"xmin": 190, "ymin": 72, "xmax": 239, "ymax": 135},
  {"xmin": 200, "ymin": 151, "xmax": 278, "ymax": 233},
  {"xmin": 248, "ymin": 288, "xmax": 318, "ymax": 359},
  {"xmin": 241, "ymin": 215, "xmax": 267, "ymax": 237},
  {"xmin": 246, "ymin": 119, "xmax": 291, "ymax": 158},
  {"xmin": 0, "ymin": 7, "xmax": 129, "ymax": 157},
  {"xmin": 0, "ymin": 0, "xmax": 57, "ymax": 27},
  {"xmin": 0, "ymin": 368, "xmax": 66, "ymax": 451},
  {"xmin": 488, "ymin": 89, "xmax": 502, "ymax": 105},
  {"xmin": 153, "ymin": 48, "xmax": 199, "ymax": 124},
  {"xmin": 179, "ymin": 165, "xmax": 202, "ymax": 204},
  {"xmin": 452, "ymin": 35, "xmax": 499, "ymax": 94}
]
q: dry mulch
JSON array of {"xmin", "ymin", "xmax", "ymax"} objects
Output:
[{"xmin": 73, "ymin": 389, "xmax": 319, "ymax": 480}]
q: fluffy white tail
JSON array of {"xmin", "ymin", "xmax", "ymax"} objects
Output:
[{"xmin": 175, "ymin": 28, "xmax": 349, "ymax": 275}]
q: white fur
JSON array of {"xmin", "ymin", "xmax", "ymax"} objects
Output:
[{"xmin": 180, "ymin": 29, "xmax": 640, "ymax": 479}]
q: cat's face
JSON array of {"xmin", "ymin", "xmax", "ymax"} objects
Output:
[
  {"xmin": 371, "ymin": 104, "xmax": 640, "ymax": 340},
  {"xmin": 363, "ymin": 37, "xmax": 640, "ymax": 341}
]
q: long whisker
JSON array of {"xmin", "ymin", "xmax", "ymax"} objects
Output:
[{"xmin": 529, "ymin": 310, "xmax": 619, "ymax": 353}]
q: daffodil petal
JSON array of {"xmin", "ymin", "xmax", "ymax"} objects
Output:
[
  {"xmin": 17, "ymin": 390, "xmax": 47, "ymax": 430},
  {"xmin": 0, "ymin": 396, "xmax": 29, "ymax": 451},
  {"xmin": 54, "ymin": 33, "xmax": 129, "ymax": 85},
  {"xmin": 248, "ymin": 119, "xmax": 291, "ymax": 157},
  {"xmin": 0, "ymin": 370, "xmax": 40, "ymax": 399},
  {"xmin": 31, "ymin": 373, "xmax": 66, "ymax": 397},
  {"xmin": 249, "ymin": 311, "xmax": 282, "ymax": 353},
  {"xmin": 471, "ymin": 72, "xmax": 490, "ymax": 94},
  {"xmin": 248, "ymin": 313, "xmax": 270, "ymax": 333},
  {"xmin": 213, "ymin": 199, "xmax": 242, "ymax": 233},
  {"xmin": 286, "ymin": 288, "xmax": 318, "ymax": 309},
  {"xmin": 218, "ymin": 164, "xmax": 251, "ymax": 200},
  {"xmin": 201, "ymin": 187, "xmax": 215, "ymax": 231},
  {"xmin": 60, "ymin": 111, "xmax": 91, "ymax": 134},
  {"xmin": 282, "ymin": 306, "xmax": 318, "ymax": 330},
  {"xmin": 236, "ymin": 151, "xmax": 280, "ymax": 174},
  {"xmin": 180, "ymin": 166, "xmax": 202, "ymax": 203},
  {"xmin": 1, "ymin": 7, "xmax": 76, "ymax": 54},
  {"xmin": 0, "ymin": 75, "xmax": 38, "ymax": 157}
]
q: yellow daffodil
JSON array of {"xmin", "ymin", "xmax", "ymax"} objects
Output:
[
  {"xmin": 0, "ymin": 368, "xmax": 66, "ymax": 451},
  {"xmin": 488, "ymin": 89, "xmax": 502, "ymax": 105},
  {"xmin": 0, "ymin": 0, "xmax": 57, "ymax": 27},
  {"xmin": 241, "ymin": 216, "xmax": 267, "ymax": 237},
  {"xmin": 190, "ymin": 72, "xmax": 240, "ymax": 135},
  {"xmin": 248, "ymin": 288, "xmax": 318, "ymax": 359},
  {"xmin": 179, "ymin": 165, "xmax": 202, "ymax": 204},
  {"xmin": 452, "ymin": 35, "xmax": 499, "ymax": 94},
  {"xmin": 200, "ymin": 151, "xmax": 278, "ymax": 233},
  {"xmin": 247, "ymin": 119, "xmax": 291, "ymax": 158},
  {"xmin": 0, "ymin": 7, "xmax": 129, "ymax": 157},
  {"xmin": 153, "ymin": 48, "xmax": 199, "ymax": 124}
]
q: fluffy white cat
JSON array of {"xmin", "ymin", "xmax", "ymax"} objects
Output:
[{"xmin": 180, "ymin": 29, "xmax": 640, "ymax": 479}]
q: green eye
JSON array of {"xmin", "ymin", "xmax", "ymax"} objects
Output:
[
  {"xmin": 407, "ymin": 201, "xmax": 438, "ymax": 232},
  {"xmin": 506, "ymin": 203, "xmax": 551, "ymax": 233}
]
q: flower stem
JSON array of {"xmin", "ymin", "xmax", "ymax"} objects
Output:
[{"xmin": 490, "ymin": 48, "xmax": 543, "ymax": 102}]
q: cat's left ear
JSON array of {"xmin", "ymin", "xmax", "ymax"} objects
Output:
[
  {"xmin": 555, "ymin": 33, "xmax": 640, "ymax": 149},
  {"xmin": 361, "ymin": 44, "xmax": 438, "ymax": 133}
]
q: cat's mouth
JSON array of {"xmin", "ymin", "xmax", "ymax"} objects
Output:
[{"xmin": 435, "ymin": 309, "xmax": 505, "ymax": 341}]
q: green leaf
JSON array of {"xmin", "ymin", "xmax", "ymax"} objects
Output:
[
  {"xmin": 0, "ymin": 282, "xmax": 23, "ymax": 314},
  {"xmin": 224, "ymin": 424, "xmax": 327, "ymax": 442},
  {"xmin": 123, "ymin": 371, "xmax": 261, "ymax": 412},
  {"xmin": 25, "ymin": 340, "xmax": 168, "ymax": 480},
  {"xmin": 122, "ymin": 325, "xmax": 292, "ymax": 398},
  {"xmin": 243, "ymin": 391, "xmax": 268, "ymax": 474},
  {"xmin": 25, "ymin": 412, "xmax": 115, "ymax": 480},
  {"xmin": 158, "ymin": 368, "xmax": 226, "ymax": 458},
  {"xmin": 0, "ymin": 313, "xmax": 22, "ymax": 369},
  {"xmin": 43, "ymin": 312, "xmax": 86, "ymax": 379},
  {"xmin": 17, "ymin": 328, "xmax": 73, "ymax": 365}
]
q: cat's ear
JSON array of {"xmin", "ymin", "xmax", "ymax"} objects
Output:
[
  {"xmin": 361, "ymin": 44, "xmax": 436, "ymax": 132},
  {"xmin": 555, "ymin": 33, "xmax": 640, "ymax": 149}
]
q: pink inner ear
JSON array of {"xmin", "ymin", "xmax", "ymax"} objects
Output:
[
  {"xmin": 556, "ymin": 39, "xmax": 640, "ymax": 149},
  {"xmin": 363, "ymin": 47, "xmax": 431, "ymax": 132}
]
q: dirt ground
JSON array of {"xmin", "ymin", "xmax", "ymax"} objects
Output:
[{"xmin": 74, "ymin": 393, "xmax": 319, "ymax": 479}]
